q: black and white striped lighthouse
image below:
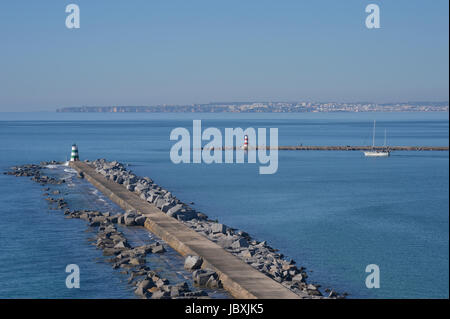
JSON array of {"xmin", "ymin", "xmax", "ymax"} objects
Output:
[{"xmin": 70, "ymin": 144, "xmax": 79, "ymax": 162}]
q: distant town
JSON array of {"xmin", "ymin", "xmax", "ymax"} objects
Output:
[{"xmin": 56, "ymin": 101, "xmax": 449, "ymax": 113}]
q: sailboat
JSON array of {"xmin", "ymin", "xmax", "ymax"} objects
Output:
[{"xmin": 363, "ymin": 120, "xmax": 390, "ymax": 157}]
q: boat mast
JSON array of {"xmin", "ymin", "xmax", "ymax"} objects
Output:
[
  {"xmin": 372, "ymin": 120, "xmax": 376, "ymax": 149},
  {"xmin": 384, "ymin": 129, "xmax": 387, "ymax": 148}
]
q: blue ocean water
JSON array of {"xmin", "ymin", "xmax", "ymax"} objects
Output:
[{"xmin": 0, "ymin": 112, "xmax": 448, "ymax": 298}]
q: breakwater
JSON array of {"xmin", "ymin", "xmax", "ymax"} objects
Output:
[
  {"xmin": 206, "ymin": 146, "xmax": 449, "ymax": 151},
  {"xmin": 70, "ymin": 159, "xmax": 343, "ymax": 299},
  {"xmin": 4, "ymin": 163, "xmax": 227, "ymax": 299},
  {"xmin": 4, "ymin": 160, "xmax": 343, "ymax": 299}
]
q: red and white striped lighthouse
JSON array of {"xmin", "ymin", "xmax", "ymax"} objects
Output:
[{"xmin": 243, "ymin": 135, "xmax": 248, "ymax": 150}]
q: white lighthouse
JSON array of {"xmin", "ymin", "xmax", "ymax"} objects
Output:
[{"xmin": 70, "ymin": 144, "xmax": 79, "ymax": 162}]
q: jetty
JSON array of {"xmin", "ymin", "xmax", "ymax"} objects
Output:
[
  {"xmin": 207, "ymin": 146, "xmax": 449, "ymax": 151},
  {"xmin": 69, "ymin": 161, "xmax": 301, "ymax": 299},
  {"xmin": 274, "ymin": 146, "xmax": 448, "ymax": 151}
]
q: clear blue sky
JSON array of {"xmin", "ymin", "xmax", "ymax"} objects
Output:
[{"xmin": 0, "ymin": 0, "xmax": 448, "ymax": 111}]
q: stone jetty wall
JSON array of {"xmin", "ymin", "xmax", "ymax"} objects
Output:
[
  {"xmin": 4, "ymin": 160, "xmax": 345, "ymax": 299},
  {"xmin": 79, "ymin": 159, "xmax": 344, "ymax": 299}
]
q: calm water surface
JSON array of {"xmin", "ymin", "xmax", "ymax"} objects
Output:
[{"xmin": 0, "ymin": 112, "xmax": 448, "ymax": 298}]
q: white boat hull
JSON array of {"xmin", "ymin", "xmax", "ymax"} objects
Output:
[{"xmin": 364, "ymin": 151, "xmax": 390, "ymax": 157}]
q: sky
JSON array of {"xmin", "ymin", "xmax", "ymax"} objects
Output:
[{"xmin": 0, "ymin": 0, "xmax": 448, "ymax": 111}]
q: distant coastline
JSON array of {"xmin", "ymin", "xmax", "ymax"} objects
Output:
[{"xmin": 56, "ymin": 102, "xmax": 449, "ymax": 113}]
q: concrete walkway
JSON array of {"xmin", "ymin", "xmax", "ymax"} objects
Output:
[{"xmin": 70, "ymin": 161, "xmax": 301, "ymax": 299}]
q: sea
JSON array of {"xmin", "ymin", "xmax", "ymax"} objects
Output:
[{"xmin": 0, "ymin": 112, "xmax": 448, "ymax": 299}]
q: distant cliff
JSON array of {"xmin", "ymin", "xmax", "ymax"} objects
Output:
[{"xmin": 56, "ymin": 102, "xmax": 449, "ymax": 113}]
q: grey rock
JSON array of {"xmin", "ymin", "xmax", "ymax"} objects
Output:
[
  {"xmin": 155, "ymin": 278, "xmax": 169, "ymax": 288},
  {"xmin": 152, "ymin": 193, "xmax": 161, "ymax": 201},
  {"xmin": 133, "ymin": 245, "xmax": 154, "ymax": 255},
  {"xmin": 124, "ymin": 216, "xmax": 136, "ymax": 226},
  {"xmin": 134, "ymin": 216, "xmax": 147, "ymax": 226},
  {"xmin": 161, "ymin": 202, "xmax": 174, "ymax": 213},
  {"xmin": 147, "ymin": 194, "xmax": 158, "ymax": 203},
  {"xmin": 135, "ymin": 184, "xmax": 149, "ymax": 194},
  {"xmin": 107, "ymin": 214, "xmax": 120, "ymax": 223},
  {"xmin": 175, "ymin": 281, "xmax": 190, "ymax": 292},
  {"xmin": 231, "ymin": 238, "xmax": 249, "ymax": 249},
  {"xmin": 292, "ymin": 274, "xmax": 304, "ymax": 283},
  {"xmin": 129, "ymin": 257, "xmax": 146, "ymax": 266},
  {"xmin": 102, "ymin": 248, "xmax": 122, "ymax": 256},
  {"xmin": 206, "ymin": 276, "xmax": 222, "ymax": 289},
  {"xmin": 151, "ymin": 244, "xmax": 165, "ymax": 254},
  {"xmin": 91, "ymin": 216, "xmax": 107, "ymax": 223},
  {"xmin": 193, "ymin": 269, "xmax": 217, "ymax": 286},
  {"xmin": 140, "ymin": 193, "xmax": 148, "ymax": 200},
  {"xmin": 307, "ymin": 284, "xmax": 317, "ymax": 290},
  {"xmin": 211, "ymin": 223, "xmax": 227, "ymax": 234},
  {"xmin": 196, "ymin": 212, "xmax": 208, "ymax": 220},
  {"xmin": 128, "ymin": 176, "xmax": 138, "ymax": 184},
  {"xmin": 255, "ymin": 241, "xmax": 267, "ymax": 248},
  {"xmin": 176, "ymin": 210, "xmax": 197, "ymax": 221},
  {"xmin": 135, "ymin": 279, "xmax": 155, "ymax": 297},
  {"xmin": 155, "ymin": 198, "xmax": 167, "ymax": 209},
  {"xmin": 184, "ymin": 255, "xmax": 203, "ymax": 271},
  {"xmin": 236, "ymin": 230, "xmax": 250, "ymax": 238},
  {"xmin": 151, "ymin": 290, "xmax": 170, "ymax": 299},
  {"xmin": 170, "ymin": 287, "xmax": 182, "ymax": 297},
  {"xmin": 143, "ymin": 177, "xmax": 153, "ymax": 184},
  {"xmin": 114, "ymin": 241, "xmax": 130, "ymax": 249},
  {"xmin": 167, "ymin": 204, "xmax": 183, "ymax": 217},
  {"xmin": 241, "ymin": 249, "xmax": 255, "ymax": 258},
  {"xmin": 216, "ymin": 235, "xmax": 236, "ymax": 248}
]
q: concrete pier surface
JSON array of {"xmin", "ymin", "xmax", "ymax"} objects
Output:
[{"xmin": 70, "ymin": 161, "xmax": 301, "ymax": 299}]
